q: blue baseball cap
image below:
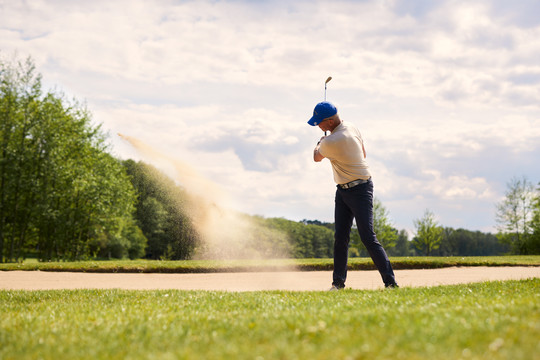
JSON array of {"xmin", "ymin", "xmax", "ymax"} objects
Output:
[{"xmin": 308, "ymin": 101, "xmax": 337, "ymax": 126}]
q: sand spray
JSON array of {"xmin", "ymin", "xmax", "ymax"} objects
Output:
[{"xmin": 118, "ymin": 134, "xmax": 293, "ymax": 261}]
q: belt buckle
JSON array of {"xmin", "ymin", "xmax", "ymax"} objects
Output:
[
  {"xmin": 340, "ymin": 178, "xmax": 367, "ymax": 189},
  {"xmin": 341, "ymin": 180, "xmax": 355, "ymax": 189}
]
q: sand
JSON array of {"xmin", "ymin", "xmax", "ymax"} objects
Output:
[{"xmin": 1, "ymin": 266, "xmax": 539, "ymax": 291}]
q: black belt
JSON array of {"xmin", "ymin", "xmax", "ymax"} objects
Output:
[{"xmin": 338, "ymin": 178, "xmax": 370, "ymax": 189}]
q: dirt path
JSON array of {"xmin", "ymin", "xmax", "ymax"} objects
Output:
[{"xmin": 1, "ymin": 267, "xmax": 539, "ymax": 291}]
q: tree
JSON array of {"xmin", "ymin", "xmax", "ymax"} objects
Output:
[
  {"xmin": 412, "ymin": 209, "xmax": 443, "ymax": 256},
  {"xmin": 0, "ymin": 56, "xmax": 43, "ymax": 262},
  {"xmin": 496, "ymin": 176, "xmax": 535, "ymax": 254},
  {"xmin": 373, "ymin": 198, "xmax": 398, "ymax": 249},
  {"xmin": 529, "ymin": 182, "xmax": 540, "ymax": 254},
  {"xmin": 350, "ymin": 197, "xmax": 397, "ymax": 257},
  {"xmin": 437, "ymin": 228, "xmax": 509, "ymax": 256},
  {"xmin": 122, "ymin": 160, "xmax": 198, "ymax": 260},
  {"xmin": 389, "ymin": 229, "xmax": 411, "ymax": 257},
  {"xmin": 264, "ymin": 217, "xmax": 333, "ymax": 259},
  {"xmin": 0, "ymin": 56, "xmax": 139, "ymax": 262}
]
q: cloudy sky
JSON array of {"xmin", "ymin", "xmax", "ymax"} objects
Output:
[{"xmin": 2, "ymin": 0, "xmax": 539, "ymax": 234}]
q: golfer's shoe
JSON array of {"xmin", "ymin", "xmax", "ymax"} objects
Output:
[
  {"xmin": 385, "ymin": 283, "xmax": 399, "ymax": 289},
  {"xmin": 329, "ymin": 285, "xmax": 344, "ymax": 291}
]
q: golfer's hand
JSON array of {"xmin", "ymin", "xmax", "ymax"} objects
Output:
[{"xmin": 314, "ymin": 137, "xmax": 325, "ymax": 162}]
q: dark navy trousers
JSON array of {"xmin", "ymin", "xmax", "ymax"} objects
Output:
[{"xmin": 333, "ymin": 179, "xmax": 396, "ymax": 287}]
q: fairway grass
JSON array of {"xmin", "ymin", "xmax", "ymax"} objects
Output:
[{"xmin": 1, "ymin": 279, "xmax": 538, "ymax": 360}]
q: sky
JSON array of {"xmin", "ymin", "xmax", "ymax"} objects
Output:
[{"xmin": 2, "ymin": 0, "xmax": 540, "ymax": 235}]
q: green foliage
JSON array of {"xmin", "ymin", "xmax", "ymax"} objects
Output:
[
  {"xmin": 265, "ymin": 217, "xmax": 334, "ymax": 258},
  {"xmin": 0, "ymin": 56, "xmax": 140, "ymax": 262},
  {"xmin": 301, "ymin": 219, "xmax": 334, "ymax": 231},
  {"xmin": 412, "ymin": 209, "xmax": 443, "ymax": 256},
  {"xmin": 437, "ymin": 228, "xmax": 510, "ymax": 256},
  {"xmin": 393, "ymin": 227, "xmax": 511, "ymax": 258},
  {"xmin": 496, "ymin": 177, "xmax": 539, "ymax": 254},
  {"xmin": 1, "ymin": 279, "xmax": 538, "ymax": 359},
  {"xmin": 88, "ymin": 217, "xmax": 147, "ymax": 260},
  {"xmin": 529, "ymin": 183, "xmax": 540, "ymax": 254},
  {"xmin": 347, "ymin": 197, "xmax": 398, "ymax": 257},
  {"xmin": 390, "ymin": 229, "xmax": 411, "ymax": 256},
  {"xmin": 122, "ymin": 159, "xmax": 198, "ymax": 260},
  {"xmin": 241, "ymin": 216, "xmax": 292, "ymax": 258},
  {"xmin": 373, "ymin": 197, "xmax": 398, "ymax": 249}
]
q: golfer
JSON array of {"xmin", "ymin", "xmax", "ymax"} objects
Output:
[{"xmin": 309, "ymin": 101, "xmax": 398, "ymax": 290}]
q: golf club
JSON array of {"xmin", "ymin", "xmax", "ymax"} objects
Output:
[
  {"xmin": 324, "ymin": 76, "xmax": 332, "ymax": 101},
  {"xmin": 324, "ymin": 76, "xmax": 332, "ymax": 136}
]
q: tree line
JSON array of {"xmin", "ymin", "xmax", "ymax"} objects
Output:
[
  {"xmin": 303, "ymin": 211, "xmax": 510, "ymax": 258},
  {"xmin": 1, "ymin": 57, "xmax": 144, "ymax": 262},
  {"xmin": 402, "ymin": 178, "xmax": 540, "ymax": 257},
  {"xmin": 1, "ymin": 57, "xmax": 538, "ymax": 262}
]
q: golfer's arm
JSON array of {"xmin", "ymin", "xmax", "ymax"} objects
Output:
[{"xmin": 313, "ymin": 145, "xmax": 325, "ymax": 162}]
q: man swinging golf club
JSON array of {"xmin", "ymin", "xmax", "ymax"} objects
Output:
[{"xmin": 309, "ymin": 100, "xmax": 398, "ymax": 290}]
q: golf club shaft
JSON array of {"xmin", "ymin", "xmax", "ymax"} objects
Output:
[{"xmin": 322, "ymin": 76, "xmax": 332, "ymax": 138}]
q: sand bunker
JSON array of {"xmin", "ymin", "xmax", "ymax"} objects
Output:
[{"xmin": 1, "ymin": 267, "xmax": 539, "ymax": 291}]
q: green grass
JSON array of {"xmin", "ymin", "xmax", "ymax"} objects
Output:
[
  {"xmin": 1, "ymin": 255, "xmax": 539, "ymax": 273},
  {"xmin": 1, "ymin": 279, "xmax": 539, "ymax": 360}
]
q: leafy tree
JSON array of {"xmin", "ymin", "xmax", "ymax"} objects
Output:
[
  {"xmin": 529, "ymin": 182, "xmax": 540, "ymax": 254},
  {"xmin": 242, "ymin": 216, "xmax": 293, "ymax": 258},
  {"xmin": 122, "ymin": 159, "xmax": 198, "ymax": 260},
  {"xmin": 301, "ymin": 219, "xmax": 334, "ymax": 232},
  {"xmin": 389, "ymin": 229, "xmax": 411, "ymax": 256},
  {"xmin": 496, "ymin": 176, "xmax": 536, "ymax": 254},
  {"xmin": 349, "ymin": 197, "xmax": 397, "ymax": 257},
  {"xmin": 0, "ymin": 56, "xmax": 42, "ymax": 261},
  {"xmin": 0, "ymin": 56, "xmax": 139, "ymax": 262},
  {"xmin": 264, "ymin": 217, "xmax": 333, "ymax": 258},
  {"xmin": 412, "ymin": 209, "xmax": 443, "ymax": 256},
  {"xmin": 437, "ymin": 228, "xmax": 509, "ymax": 256},
  {"xmin": 373, "ymin": 198, "xmax": 397, "ymax": 249},
  {"xmin": 88, "ymin": 210, "xmax": 147, "ymax": 259}
]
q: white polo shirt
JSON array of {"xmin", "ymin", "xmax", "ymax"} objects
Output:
[{"xmin": 318, "ymin": 121, "xmax": 372, "ymax": 185}]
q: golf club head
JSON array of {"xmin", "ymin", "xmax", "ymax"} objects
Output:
[{"xmin": 324, "ymin": 76, "xmax": 332, "ymax": 101}]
